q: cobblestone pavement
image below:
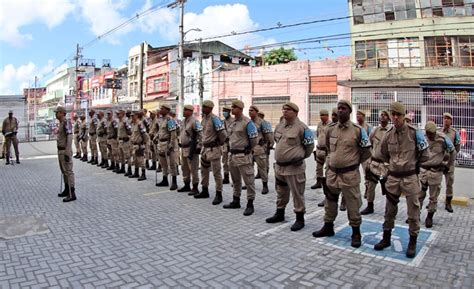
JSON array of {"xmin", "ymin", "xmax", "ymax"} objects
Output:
[{"xmin": 0, "ymin": 156, "xmax": 473, "ymax": 288}]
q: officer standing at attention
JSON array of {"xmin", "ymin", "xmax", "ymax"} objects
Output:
[
  {"xmin": 2, "ymin": 110, "xmax": 20, "ymax": 164},
  {"xmin": 249, "ymin": 105, "xmax": 274, "ymax": 195},
  {"xmin": 419, "ymin": 121, "xmax": 454, "ymax": 228},
  {"xmin": 257, "ymin": 111, "xmax": 273, "ymax": 174},
  {"xmin": 439, "ymin": 112, "xmax": 460, "ymax": 213},
  {"xmin": 361, "ymin": 110, "xmax": 390, "ymax": 215},
  {"xmin": 194, "ymin": 100, "xmax": 227, "ymax": 204},
  {"xmin": 106, "ymin": 111, "xmax": 119, "ymax": 172},
  {"xmin": 79, "ymin": 114, "xmax": 89, "ymax": 162},
  {"xmin": 155, "ymin": 104, "xmax": 179, "ymax": 190},
  {"xmin": 221, "ymin": 106, "xmax": 234, "ymax": 185},
  {"xmin": 130, "ymin": 111, "xmax": 149, "ymax": 181},
  {"xmin": 88, "ymin": 109, "xmax": 99, "ymax": 165},
  {"xmin": 311, "ymin": 109, "xmax": 331, "ymax": 193},
  {"xmin": 373, "ymin": 101, "xmax": 430, "ymax": 258},
  {"xmin": 265, "ymin": 102, "xmax": 314, "ymax": 231},
  {"xmin": 55, "ymin": 107, "xmax": 76, "ymax": 202},
  {"xmin": 313, "ymin": 100, "xmax": 371, "ymax": 248},
  {"xmin": 117, "ymin": 109, "xmax": 132, "ymax": 175},
  {"xmin": 178, "ymin": 105, "xmax": 202, "ymax": 195},
  {"xmin": 223, "ymin": 100, "xmax": 258, "ymax": 215},
  {"xmin": 96, "ymin": 111, "xmax": 108, "ymax": 168},
  {"xmin": 147, "ymin": 111, "xmax": 158, "ymax": 171},
  {"xmin": 73, "ymin": 114, "xmax": 82, "ymax": 159}
]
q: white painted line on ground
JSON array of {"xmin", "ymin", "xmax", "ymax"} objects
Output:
[
  {"xmin": 255, "ymin": 209, "xmax": 323, "ymax": 237},
  {"xmin": 21, "ymin": 155, "xmax": 57, "ymax": 160},
  {"xmin": 143, "ymin": 191, "xmax": 170, "ymax": 196}
]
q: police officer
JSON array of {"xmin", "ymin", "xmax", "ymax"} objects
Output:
[
  {"xmin": 79, "ymin": 114, "xmax": 89, "ymax": 162},
  {"xmin": 2, "ymin": 110, "xmax": 20, "ymax": 164},
  {"xmin": 257, "ymin": 111, "xmax": 273, "ymax": 174},
  {"xmin": 106, "ymin": 111, "xmax": 119, "ymax": 172},
  {"xmin": 439, "ymin": 112, "xmax": 460, "ymax": 213},
  {"xmin": 266, "ymin": 102, "xmax": 314, "ymax": 231},
  {"xmin": 88, "ymin": 109, "xmax": 99, "ymax": 165},
  {"xmin": 311, "ymin": 109, "xmax": 331, "ymax": 192},
  {"xmin": 222, "ymin": 106, "xmax": 234, "ymax": 184},
  {"xmin": 249, "ymin": 105, "xmax": 274, "ymax": 195},
  {"xmin": 178, "ymin": 105, "xmax": 202, "ymax": 194},
  {"xmin": 155, "ymin": 104, "xmax": 179, "ymax": 190},
  {"xmin": 54, "ymin": 106, "xmax": 76, "ymax": 202},
  {"xmin": 130, "ymin": 111, "xmax": 149, "ymax": 181},
  {"xmin": 194, "ymin": 100, "xmax": 227, "ymax": 204},
  {"xmin": 313, "ymin": 100, "xmax": 371, "ymax": 248},
  {"xmin": 361, "ymin": 110, "xmax": 390, "ymax": 215},
  {"xmin": 223, "ymin": 100, "xmax": 258, "ymax": 215},
  {"xmin": 148, "ymin": 111, "xmax": 158, "ymax": 171},
  {"xmin": 373, "ymin": 101, "xmax": 430, "ymax": 258},
  {"xmin": 117, "ymin": 109, "xmax": 132, "ymax": 175},
  {"xmin": 73, "ymin": 115, "xmax": 82, "ymax": 159},
  {"xmin": 419, "ymin": 121, "xmax": 454, "ymax": 227},
  {"xmin": 96, "ymin": 111, "xmax": 108, "ymax": 168}
]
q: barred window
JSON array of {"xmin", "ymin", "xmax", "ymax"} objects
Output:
[
  {"xmin": 421, "ymin": 0, "xmax": 474, "ymax": 17},
  {"xmin": 355, "ymin": 38, "xmax": 420, "ymax": 68},
  {"xmin": 352, "ymin": 0, "xmax": 417, "ymax": 25}
]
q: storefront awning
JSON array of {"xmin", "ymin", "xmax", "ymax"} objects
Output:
[{"xmin": 420, "ymin": 84, "xmax": 474, "ymax": 90}]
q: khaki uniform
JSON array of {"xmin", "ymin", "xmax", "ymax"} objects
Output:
[
  {"xmin": 88, "ymin": 117, "xmax": 98, "ymax": 159},
  {"xmin": 97, "ymin": 118, "xmax": 108, "ymax": 162},
  {"xmin": 251, "ymin": 117, "xmax": 274, "ymax": 183},
  {"xmin": 149, "ymin": 117, "xmax": 159, "ymax": 163},
  {"xmin": 155, "ymin": 116, "xmax": 178, "ymax": 176},
  {"xmin": 106, "ymin": 119, "xmax": 118, "ymax": 163},
  {"xmin": 142, "ymin": 117, "xmax": 151, "ymax": 162},
  {"xmin": 315, "ymin": 120, "xmax": 331, "ymax": 178},
  {"xmin": 439, "ymin": 127, "xmax": 460, "ymax": 198},
  {"xmin": 375, "ymin": 123, "xmax": 430, "ymax": 237},
  {"xmin": 324, "ymin": 120, "xmax": 371, "ymax": 227},
  {"xmin": 274, "ymin": 118, "xmax": 314, "ymax": 213},
  {"xmin": 73, "ymin": 120, "xmax": 81, "ymax": 155},
  {"xmin": 419, "ymin": 132, "xmax": 454, "ymax": 213},
  {"xmin": 229, "ymin": 116, "xmax": 258, "ymax": 200},
  {"xmin": 201, "ymin": 113, "xmax": 227, "ymax": 192},
  {"xmin": 57, "ymin": 119, "xmax": 75, "ymax": 187},
  {"xmin": 2, "ymin": 116, "xmax": 19, "ymax": 160},
  {"xmin": 117, "ymin": 118, "xmax": 132, "ymax": 165},
  {"xmin": 222, "ymin": 116, "xmax": 234, "ymax": 175},
  {"xmin": 360, "ymin": 121, "xmax": 373, "ymax": 187},
  {"xmin": 79, "ymin": 121, "xmax": 89, "ymax": 156},
  {"xmin": 365, "ymin": 125, "xmax": 390, "ymax": 202},
  {"xmin": 180, "ymin": 116, "xmax": 202, "ymax": 185},
  {"xmin": 131, "ymin": 121, "xmax": 149, "ymax": 169}
]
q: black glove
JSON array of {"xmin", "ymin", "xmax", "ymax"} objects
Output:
[{"xmin": 64, "ymin": 155, "xmax": 70, "ymax": 162}]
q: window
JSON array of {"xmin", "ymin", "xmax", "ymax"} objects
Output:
[
  {"xmin": 425, "ymin": 36, "xmax": 454, "ymax": 66},
  {"xmin": 458, "ymin": 36, "xmax": 474, "ymax": 67},
  {"xmin": 252, "ymin": 96, "xmax": 290, "ymax": 126},
  {"xmin": 355, "ymin": 38, "xmax": 420, "ymax": 68},
  {"xmin": 388, "ymin": 38, "xmax": 421, "ymax": 68},
  {"xmin": 308, "ymin": 95, "xmax": 338, "ymax": 126},
  {"xmin": 153, "ymin": 75, "xmax": 167, "ymax": 92},
  {"xmin": 421, "ymin": 0, "xmax": 474, "ymax": 17},
  {"xmin": 352, "ymin": 0, "xmax": 417, "ymax": 24}
]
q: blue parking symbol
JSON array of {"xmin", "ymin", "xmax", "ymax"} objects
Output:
[{"xmin": 313, "ymin": 220, "xmax": 438, "ymax": 266}]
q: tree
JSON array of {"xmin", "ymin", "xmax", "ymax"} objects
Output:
[{"xmin": 263, "ymin": 47, "xmax": 297, "ymax": 65}]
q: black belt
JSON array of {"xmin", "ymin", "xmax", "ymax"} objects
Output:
[
  {"xmin": 119, "ymin": 137, "xmax": 129, "ymax": 141},
  {"xmin": 203, "ymin": 142, "xmax": 219, "ymax": 148},
  {"xmin": 230, "ymin": 149, "xmax": 249, "ymax": 155},
  {"xmin": 421, "ymin": 165, "xmax": 445, "ymax": 171},
  {"xmin": 371, "ymin": 157, "xmax": 384, "ymax": 163},
  {"xmin": 159, "ymin": 138, "xmax": 169, "ymax": 142},
  {"xmin": 276, "ymin": 158, "xmax": 304, "ymax": 167},
  {"xmin": 388, "ymin": 169, "xmax": 417, "ymax": 178},
  {"xmin": 181, "ymin": 144, "xmax": 190, "ymax": 148},
  {"xmin": 89, "ymin": 133, "xmax": 96, "ymax": 136},
  {"xmin": 329, "ymin": 164, "xmax": 359, "ymax": 174},
  {"xmin": 57, "ymin": 146, "xmax": 65, "ymax": 150}
]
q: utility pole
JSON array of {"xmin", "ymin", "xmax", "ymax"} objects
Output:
[
  {"xmin": 198, "ymin": 38, "xmax": 203, "ymax": 111},
  {"xmin": 74, "ymin": 43, "xmax": 81, "ymax": 115},
  {"xmin": 139, "ymin": 42, "xmax": 144, "ymax": 109},
  {"xmin": 34, "ymin": 76, "xmax": 37, "ymax": 141},
  {"xmin": 178, "ymin": 0, "xmax": 185, "ymax": 117}
]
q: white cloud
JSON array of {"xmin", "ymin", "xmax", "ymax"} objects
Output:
[
  {"xmin": 0, "ymin": 0, "xmax": 75, "ymax": 46},
  {"xmin": 137, "ymin": 0, "xmax": 177, "ymax": 40}
]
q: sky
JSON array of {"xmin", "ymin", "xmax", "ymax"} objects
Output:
[{"xmin": 0, "ymin": 0, "xmax": 350, "ymax": 94}]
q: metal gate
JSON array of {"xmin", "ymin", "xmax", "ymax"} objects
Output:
[{"xmin": 252, "ymin": 96, "xmax": 290, "ymax": 127}]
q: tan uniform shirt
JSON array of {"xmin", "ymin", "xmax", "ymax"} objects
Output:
[
  {"xmin": 117, "ymin": 118, "xmax": 131, "ymax": 139},
  {"xmin": 107, "ymin": 119, "xmax": 118, "ymax": 139},
  {"xmin": 149, "ymin": 117, "xmax": 158, "ymax": 139},
  {"xmin": 274, "ymin": 117, "xmax": 314, "ymax": 175},
  {"xmin": 57, "ymin": 119, "xmax": 73, "ymax": 155},
  {"xmin": 89, "ymin": 117, "xmax": 98, "ymax": 136},
  {"xmin": 201, "ymin": 113, "xmax": 226, "ymax": 147},
  {"xmin": 180, "ymin": 116, "xmax": 203, "ymax": 157},
  {"xmin": 130, "ymin": 121, "xmax": 148, "ymax": 145},
  {"xmin": 368, "ymin": 124, "xmax": 390, "ymax": 176},
  {"xmin": 73, "ymin": 120, "xmax": 81, "ymax": 134},
  {"xmin": 157, "ymin": 116, "xmax": 178, "ymax": 150},
  {"xmin": 2, "ymin": 117, "xmax": 19, "ymax": 135},
  {"xmin": 423, "ymin": 132, "xmax": 454, "ymax": 168},
  {"xmin": 96, "ymin": 118, "xmax": 107, "ymax": 141},
  {"xmin": 80, "ymin": 121, "xmax": 88, "ymax": 140},
  {"xmin": 316, "ymin": 120, "xmax": 330, "ymax": 149},
  {"xmin": 251, "ymin": 117, "xmax": 274, "ymax": 156}
]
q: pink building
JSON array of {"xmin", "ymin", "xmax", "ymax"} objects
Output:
[{"xmin": 212, "ymin": 56, "xmax": 351, "ymax": 126}]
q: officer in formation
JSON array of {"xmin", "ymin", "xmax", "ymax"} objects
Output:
[
  {"xmin": 97, "ymin": 111, "xmax": 108, "ymax": 168},
  {"xmin": 106, "ymin": 111, "xmax": 119, "ymax": 171},
  {"xmin": 249, "ymin": 105, "xmax": 274, "ymax": 195},
  {"xmin": 311, "ymin": 109, "xmax": 331, "ymax": 205},
  {"xmin": 221, "ymin": 106, "xmax": 233, "ymax": 185},
  {"xmin": 257, "ymin": 111, "xmax": 273, "ymax": 173},
  {"xmin": 130, "ymin": 111, "xmax": 149, "ymax": 181},
  {"xmin": 54, "ymin": 106, "xmax": 76, "ymax": 202},
  {"xmin": 73, "ymin": 115, "xmax": 82, "ymax": 159},
  {"xmin": 79, "ymin": 114, "xmax": 89, "ymax": 162},
  {"xmin": 117, "ymin": 109, "xmax": 132, "ymax": 175},
  {"xmin": 88, "ymin": 109, "xmax": 99, "ymax": 165},
  {"xmin": 223, "ymin": 100, "xmax": 258, "ymax": 215},
  {"xmin": 147, "ymin": 111, "xmax": 158, "ymax": 171},
  {"xmin": 2, "ymin": 110, "xmax": 20, "ymax": 164}
]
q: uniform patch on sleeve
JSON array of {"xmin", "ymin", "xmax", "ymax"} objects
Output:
[
  {"xmin": 454, "ymin": 130, "xmax": 461, "ymax": 146},
  {"xmin": 444, "ymin": 136, "xmax": 455, "ymax": 153},
  {"xmin": 359, "ymin": 127, "xmax": 371, "ymax": 148},
  {"xmin": 194, "ymin": 120, "xmax": 203, "ymax": 132},
  {"xmin": 167, "ymin": 118, "xmax": 177, "ymax": 131},
  {"xmin": 247, "ymin": 121, "xmax": 258, "ymax": 139},
  {"xmin": 65, "ymin": 120, "xmax": 73, "ymax": 135},
  {"xmin": 113, "ymin": 120, "xmax": 118, "ymax": 128},
  {"xmin": 415, "ymin": 129, "xmax": 429, "ymax": 151},
  {"xmin": 125, "ymin": 121, "xmax": 131, "ymax": 130},
  {"xmin": 261, "ymin": 120, "xmax": 273, "ymax": 134},
  {"xmin": 139, "ymin": 123, "xmax": 147, "ymax": 134},
  {"xmin": 302, "ymin": 127, "xmax": 314, "ymax": 146},
  {"xmin": 212, "ymin": 116, "xmax": 225, "ymax": 131}
]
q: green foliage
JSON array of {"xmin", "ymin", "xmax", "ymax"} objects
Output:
[{"xmin": 263, "ymin": 47, "xmax": 297, "ymax": 65}]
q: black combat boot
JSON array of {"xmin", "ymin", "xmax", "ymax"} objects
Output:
[
  {"xmin": 92, "ymin": 157, "xmax": 98, "ymax": 165},
  {"xmin": 339, "ymin": 197, "xmax": 346, "ymax": 211},
  {"xmin": 445, "ymin": 196, "xmax": 454, "ymax": 213},
  {"xmin": 5, "ymin": 156, "xmax": 10, "ymax": 165},
  {"xmin": 312, "ymin": 222, "xmax": 335, "ymax": 238},
  {"xmin": 255, "ymin": 172, "xmax": 261, "ymax": 179},
  {"xmin": 188, "ymin": 184, "xmax": 200, "ymax": 196},
  {"xmin": 360, "ymin": 202, "xmax": 374, "ymax": 215},
  {"xmin": 0, "ymin": 152, "xmax": 5, "ymax": 159},
  {"xmin": 74, "ymin": 153, "xmax": 81, "ymax": 159},
  {"xmin": 425, "ymin": 212, "xmax": 434, "ymax": 228},
  {"xmin": 212, "ymin": 191, "xmax": 223, "ymax": 205},
  {"xmin": 145, "ymin": 160, "xmax": 150, "ymax": 170},
  {"xmin": 311, "ymin": 177, "xmax": 323, "ymax": 189},
  {"xmin": 156, "ymin": 163, "xmax": 162, "ymax": 173},
  {"xmin": 406, "ymin": 235, "xmax": 417, "ymax": 258},
  {"xmin": 58, "ymin": 183, "xmax": 69, "ymax": 197},
  {"xmin": 138, "ymin": 169, "xmax": 146, "ymax": 181},
  {"xmin": 351, "ymin": 226, "xmax": 362, "ymax": 248},
  {"xmin": 63, "ymin": 187, "xmax": 76, "ymax": 202},
  {"xmin": 88, "ymin": 156, "xmax": 94, "ymax": 164},
  {"xmin": 81, "ymin": 154, "xmax": 88, "ymax": 162},
  {"xmin": 374, "ymin": 230, "xmax": 392, "ymax": 251},
  {"xmin": 266, "ymin": 208, "xmax": 285, "ymax": 223},
  {"xmin": 129, "ymin": 167, "xmax": 139, "ymax": 178},
  {"xmin": 156, "ymin": 175, "xmax": 169, "ymax": 187},
  {"xmin": 223, "ymin": 196, "xmax": 241, "ymax": 209},
  {"xmin": 178, "ymin": 181, "xmax": 191, "ymax": 192},
  {"xmin": 223, "ymin": 173, "xmax": 230, "ymax": 184},
  {"xmin": 291, "ymin": 212, "xmax": 305, "ymax": 231},
  {"xmin": 124, "ymin": 165, "xmax": 132, "ymax": 177},
  {"xmin": 243, "ymin": 199, "xmax": 254, "ymax": 216},
  {"xmin": 261, "ymin": 182, "xmax": 269, "ymax": 195},
  {"xmin": 101, "ymin": 160, "xmax": 109, "ymax": 168},
  {"xmin": 194, "ymin": 186, "xmax": 209, "ymax": 198},
  {"xmin": 317, "ymin": 199, "xmax": 325, "ymax": 207},
  {"xmin": 149, "ymin": 161, "xmax": 157, "ymax": 171},
  {"xmin": 15, "ymin": 156, "xmax": 20, "ymax": 164},
  {"xmin": 170, "ymin": 176, "xmax": 178, "ymax": 190}
]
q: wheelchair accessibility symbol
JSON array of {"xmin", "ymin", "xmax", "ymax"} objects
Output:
[{"xmin": 312, "ymin": 220, "xmax": 438, "ymax": 267}]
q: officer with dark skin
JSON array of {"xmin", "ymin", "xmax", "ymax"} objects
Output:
[
  {"xmin": 221, "ymin": 106, "xmax": 234, "ymax": 185},
  {"xmin": 55, "ymin": 107, "xmax": 76, "ymax": 202}
]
